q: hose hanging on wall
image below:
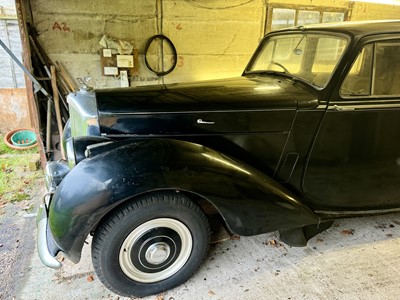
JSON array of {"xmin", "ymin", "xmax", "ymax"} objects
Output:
[{"xmin": 144, "ymin": 34, "xmax": 177, "ymax": 76}]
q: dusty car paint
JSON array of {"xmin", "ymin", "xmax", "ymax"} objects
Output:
[
  {"xmin": 37, "ymin": 20, "xmax": 400, "ymax": 297},
  {"xmin": 50, "ymin": 139, "xmax": 320, "ymax": 262}
]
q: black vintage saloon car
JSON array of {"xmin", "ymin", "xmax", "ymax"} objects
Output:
[{"xmin": 37, "ymin": 20, "xmax": 400, "ymax": 297}]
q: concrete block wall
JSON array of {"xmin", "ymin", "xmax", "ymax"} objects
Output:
[
  {"xmin": 161, "ymin": 0, "xmax": 262, "ymax": 82},
  {"xmin": 30, "ymin": 0, "xmax": 263, "ymax": 88},
  {"xmin": 269, "ymin": 0, "xmax": 348, "ymax": 7},
  {"xmin": 28, "ymin": 0, "xmax": 400, "ymax": 89},
  {"xmin": 30, "ymin": 0, "xmax": 158, "ymax": 88},
  {"xmin": 351, "ymin": 2, "xmax": 400, "ymax": 20}
]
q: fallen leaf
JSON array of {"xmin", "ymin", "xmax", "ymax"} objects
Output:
[
  {"xmin": 263, "ymin": 239, "xmax": 284, "ymax": 248},
  {"xmin": 208, "ymin": 290, "xmax": 216, "ymax": 296},
  {"xmin": 87, "ymin": 275, "xmax": 94, "ymax": 282},
  {"xmin": 341, "ymin": 229, "xmax": 354, "ymax": 235}
]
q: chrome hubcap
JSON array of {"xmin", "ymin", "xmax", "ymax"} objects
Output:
[
  {"xmin": 119, "ymin": 218, "xmax": 193, "ymax": 283},
  {"xmin": 145, "ymin": 242, "xmax": 170, "ymax": 265}
]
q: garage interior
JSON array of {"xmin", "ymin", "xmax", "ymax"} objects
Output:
[
  {"xmin": 2, "ymin": 0, "xmax": 400, "ymax": 299},
  {"xmin": 3, "ymin": 0, "xmax": 400, "ymax": 153}
]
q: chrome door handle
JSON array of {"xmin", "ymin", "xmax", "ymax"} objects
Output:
[
  {"xmin": 197, "ymin": 119, "xmax": 215, "ymax": 125},
  {"xmin": 333, "ymin": 105, "xmax": 355, "ymax": 111}
]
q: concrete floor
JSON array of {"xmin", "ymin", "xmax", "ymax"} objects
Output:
[{"xmin": 5, "ymin": 185, "xmax": 400, "ymax": 300}]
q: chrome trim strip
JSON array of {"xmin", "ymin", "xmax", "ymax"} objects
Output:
[
  {"xmin": 315, "ymin": 207, "xmax": 400, "ymax": 216},
  {"xmin": 98, "ymin": 108, "xmax": 298, "ymax": 115},
  {"xmin": 36, "ymin": 204, "xmax": 62, "ymax": 269},
  {"xmin": 101, "ymin": 131, "xmax": 290, "ymax": 138},
  {"xmin": 328, "ymin": 104, "xmax": 400, "ymax": 110}
]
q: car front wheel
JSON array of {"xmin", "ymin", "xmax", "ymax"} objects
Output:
[{"xmin": 91, "ymin": 192, "xmax": 210, "ymax": 297}]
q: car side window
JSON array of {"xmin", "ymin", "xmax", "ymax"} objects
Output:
[
  {"xmin": 340, "ymin": 45, "xmax": 373, "ymax": 96},
  {"xmin": 374, "ymin": 41, "xmax": 400, "ymax": 95},
  {"xmin": 340, "ymin": 40, "xmax": 400, "ymax": 97}
]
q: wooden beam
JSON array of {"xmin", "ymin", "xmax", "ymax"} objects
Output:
[
  {"xmin": 51, "ymin": 65, "xmax": 66, "ymax": 160},
  {"xmin": 15, "ymin": 0, "xmax": 46, "ymax": 168}
]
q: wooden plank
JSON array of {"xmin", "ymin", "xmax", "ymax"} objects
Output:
[
  {"xmin": 56, "ymin": 61, "xmax": 77, "ymax": 92},
  {"xmin": 51, "ymin": 65, "xmax": 66, "ymax": 160}
]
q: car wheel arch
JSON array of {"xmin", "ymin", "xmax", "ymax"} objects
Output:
[
  {"xmin": 90, "ymin": 188, "xmax": 228, "ymax": 237},
  {"xmin": 49, "ymin": 139, "xmax": 319, "ymax": 262}
]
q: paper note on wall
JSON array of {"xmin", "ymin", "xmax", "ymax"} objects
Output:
[
  {"xmin": 104, "ymin": 67, "xmax": 118, "ymax": 76},
  {"xmin": 103, "ymin": 49, "xmax": 112, "ymax": 57},
  {"xmin": 120, "ymin": 70, "xmax": 129, "ymax": 87},
  {"xmin": 117, "ymin": 55, "xmax": 134, "ymax": 68}
]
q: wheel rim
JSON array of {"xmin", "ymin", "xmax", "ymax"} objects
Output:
[{"xmin": 119, "ymin": 218, "xmax": 193, "ymax": 283}]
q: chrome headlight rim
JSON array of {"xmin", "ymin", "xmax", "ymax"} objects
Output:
[{"xmin": 65, "ymin": 137, "xmax": 76, "ymax": 169}]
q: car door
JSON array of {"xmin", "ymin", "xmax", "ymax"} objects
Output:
[{"xmin": 303, "ymin": 35, "xmax": 400, "ymax": 212}]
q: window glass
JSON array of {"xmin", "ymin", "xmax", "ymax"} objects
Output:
[
  {"xmin": 322, "ymin": 12, "xmax": 344, "ymax": 23},
  {"xmin": 267, "ymin": 6, "xmax": 348, "ymax": 32},
  {"xmin": 249, "ymin": 35, "xmax": 305, "ymax": 74},
  {"xmin": 341, "ymin": 45, "xmax": 373, "ymax": 96},
  {"xmin": 271, "ymin": 8, "xmax": 295, "ymax": 31},
  {"xmin": 312, "ymin": 37, "xmax": 347, "ymax": 71},
  {"xmin": 374, "ymin": 41, "xmax": 400, "ymax": 95},
  {"xmin": 247, "ymin": 33, "xmax": 348, "ymax": 88},
  {"xmin": 298, "ymin": 11, "xmax": 320, "ymax": 26},
  {"xmin": 273, "ymin": 36, "xmax": 304, "ymax": 74},
  {"xmin": 341, "ymin": 41, "xmax": 400, "ymax": 97},
  {"xmin": 250, "ymin": 40, "xmax": 274, "ymax": 71}
]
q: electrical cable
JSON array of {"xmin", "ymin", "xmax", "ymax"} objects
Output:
[
  {"xmin": 183, "ymin": 0, "xmax": 256, "ymax": 10},
  {"xmin": 144, "ymin": 34, "xmax": 177, "ymax": 76}
]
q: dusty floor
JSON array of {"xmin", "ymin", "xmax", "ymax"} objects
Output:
[{"xmin": 2, "ymin": 182, "xmax": 400, "ymax": 300}]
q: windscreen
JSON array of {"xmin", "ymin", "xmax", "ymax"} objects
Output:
[{"xmin": 246, "ymin": 33, "xmax": 348, "ymax": 88}]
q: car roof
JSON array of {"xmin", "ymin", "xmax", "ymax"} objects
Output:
[{"xmin": 275, "ymin": 20, "xmax": 400, "ymax": 38}]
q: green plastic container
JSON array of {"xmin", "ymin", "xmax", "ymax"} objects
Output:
[{"xmin": 11, "ymin": 130, "xmax": 37, "ymax": 147}]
